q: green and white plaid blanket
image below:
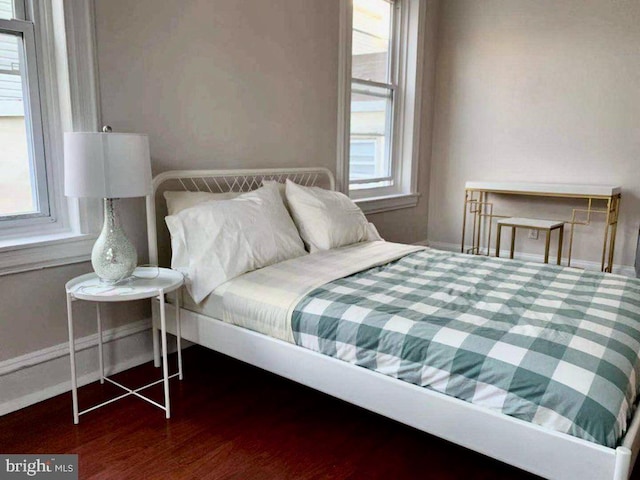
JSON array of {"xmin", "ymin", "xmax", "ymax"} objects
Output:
[{"xmin": 292, "ymin": 249, "xmax": 640, "ymax": 447}]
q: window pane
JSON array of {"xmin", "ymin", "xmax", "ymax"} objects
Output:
[
  {"xmin": 350, "ymin": 83, "xmax": 392, "ymax": 182},
  {"xmin": 0, "ymin": 0, "xmax": 13, "ymax": 20},
  {"xmin": 0, "ymin": 31, "xmax": 37, "ymax": 216},
  {"xmin": 350, "ymin": 140, "xmax": 378, "ymax": 180},
  {"xmin": 352, "ymin": 0, "xmax": 392, "ymax": 84}
]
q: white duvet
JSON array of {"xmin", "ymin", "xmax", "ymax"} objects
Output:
[{"xmin": 209, "ymin": 241, "xmax": 424, "ymax": 342}]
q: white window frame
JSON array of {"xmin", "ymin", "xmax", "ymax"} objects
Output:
[
  {"xmin": 0, "ymin": 0, "xmax": 102, "ymax": 275},
  {"xmin": 337, "ymin": 0, "xmax": 425, "ymax": 214},
  {"xmin": 0, "ymin": 11, "xmax": 50, "ymax": 223}
]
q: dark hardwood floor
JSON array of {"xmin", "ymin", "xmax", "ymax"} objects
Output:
[{"xmin": 1, "ymin": 346, "xmax": 635, "ymax": 479}]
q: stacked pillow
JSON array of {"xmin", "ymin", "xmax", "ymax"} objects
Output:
[
  {"xmin": 165, "ymin": 183, "xmax": 305, "ymax": 303},
  {"xmin": 164, "ymin": 190, "xmax": 239, "ymax": 215},
  {"xmin": 164, "ymin": 179, "xmax": 382, "ymax": 303},
  {"xmin": 284, "ymin": 180, "xmax": 380, "ymax": 252}
]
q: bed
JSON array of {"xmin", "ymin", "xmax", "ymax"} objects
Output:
[{"xmin": 146, "ymin": 167, "xmax": 640, "ymax": 480}]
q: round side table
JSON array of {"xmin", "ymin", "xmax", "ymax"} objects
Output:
[{"xmin": 65, "ymin": 267, "xmax": 184, "ymax": 424}]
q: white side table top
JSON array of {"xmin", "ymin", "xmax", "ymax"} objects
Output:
[{"xmin": 66, "ymin": 267, "xmax": 183, "ymax": 302}]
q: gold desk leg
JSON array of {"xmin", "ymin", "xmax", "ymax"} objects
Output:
[
  {"xmin": 567, "ymin": 210, "xmax": 577, "ymax": 268},
  {"xmin": 461, "ymin": 190, "xmax": 469, "ymax": 253},
  {"xmin": 486, "ymin": 214, "xmax": 492, "ymax": 256},
  {"xmin": 557, "ymin": 226, "xmax": 564, "ymax": 266},
  {"xmin": 607, "ymin": 223, "xmax": 618, "ymax": 273},
  {"xmin": 471, "ymin": 194, "xmax": 479, "ymax": 255},
  {"xmin": 510, "ymin": 226, "xmax": 516, "ymax": 259},
  {"xmin": 475, "ymin": 192, "xmax": 484, "ymax": 255},
  {"xmin": 601, "ymin": 197, "xmax": 612, "ymax": 272},
  {"xmin": 606, "ymin": 195, "xmax": 620, "ymax": 273},
  {"xmin": 544, "ymin": 230, "xmax": 551, "ymax": 264}
]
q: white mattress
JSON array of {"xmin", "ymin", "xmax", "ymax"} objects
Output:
[
  {"xmin": 182, "ymin": 283, "xmax": 225, "ymax": 320},
  {"xmin": 181, "ymin": 241, "xmax": 424, "ymax": 343}
]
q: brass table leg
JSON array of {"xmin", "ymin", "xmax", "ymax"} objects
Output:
[
  {"xmin": 510, "ymin": 226, "xmax": 516, "ymax": 259},
  {"xmin": 557, "ymin": 226, "xmax": 564, "ymax": 266},
  {"xmin": 544, "ymin": 230, "xmax": 551, "ymax": 264},
  {"xmin": 461, "ymin": 191, "xmax": 468, "ymax": 253}
]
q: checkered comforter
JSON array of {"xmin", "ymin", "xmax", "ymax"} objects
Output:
[{"xmin": 291, "ymin": 249, "xmax": 640, "ymax": 447}]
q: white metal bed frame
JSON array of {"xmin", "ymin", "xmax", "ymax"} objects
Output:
[{"xmin": 146, "ymin": 167, "xmax": 640, "ymax": 480}]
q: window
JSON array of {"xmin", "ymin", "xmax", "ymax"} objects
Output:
[
  {"xmin": 0, "ymin": 0, "xmax": 48, "ymax": 222},
  {"xmin": 0, "ymin": 0, "xmax": 102, "ymax": 275},
  {"xmin": 350, "ymin": 0, "xmax": 394, "ymax": 188},
  {"xmin": 338, "ymin": 0, "xmax": 424, "ymax": 213}
]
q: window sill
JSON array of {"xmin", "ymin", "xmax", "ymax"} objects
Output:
[
  {"xmin": 0, "ymin": 231, "xmax": 97, "ymax": 276},
  {"xmin": 355, "ymin": 192, "xmax": 420, "ymax": 215}
]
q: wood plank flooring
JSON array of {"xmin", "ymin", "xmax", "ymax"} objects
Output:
[{"xmin": 1, "ymin": 346, "xmax": 635, "ymax": 479}]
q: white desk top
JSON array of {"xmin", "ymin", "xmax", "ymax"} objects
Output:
[{"xmin": 465, "ymin": 181, "xmax": 621, "ymax": 197}]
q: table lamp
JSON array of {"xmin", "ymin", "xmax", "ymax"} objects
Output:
[{"xmin": 64, "ymin": 127, "xmax": 152, "ymax": 283}]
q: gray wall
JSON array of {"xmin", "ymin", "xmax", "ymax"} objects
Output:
[
  {"xmin": 428, "ymin": 0, "xmax": 640, "ymax": 269},
  {"xmin": 0, "ymin": 198, "xmax": 149, "ymax": 362},
  {"xmin": 0, "ymin": 261, "xmax": 148, "ymax": 361},
  {"xmin": 95, "ymin": 0, "xmax": 339, "ymax": 175},
  {"xmin": 0, "ymin": 0, "xmax": 438, "ymax": 363},
  {"xmin": 94, "ymin": 0, "xmax": 438, "ymax": 243}
]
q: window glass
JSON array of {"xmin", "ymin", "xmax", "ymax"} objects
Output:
[
  {"xmin": 350, "ymin": 83, "xmax": 392, "ymax": 183},
  {"xmin": 0, "ymin": 0, "xmax": 13, "ymax": 20},
  {"xmin": 0, "ymin": 31, "xmax": 37, "ymax": 216},
  {"xmin": 352, "ymin": 0, "xmax": 392, "ymax": 84},
  {"xmin": 349, "ymin": 140, "xmax": 378, "ymax": 180}
]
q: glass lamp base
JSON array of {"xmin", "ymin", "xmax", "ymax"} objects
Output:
[{"xmin": 92, "ymin": 198, "xmax": 138, "ymax": 283}]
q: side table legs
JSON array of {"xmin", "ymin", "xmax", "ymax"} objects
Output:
[
  {"xmin": 176, "ymin": 292, "xmax": 183, "ymax": 380},
  {"xmin": 67, "ymin": 293, "xmax": 183, "ymax": 424},
  {"xmin": 67, "ymin": 293, "xmax": 79, "ymax": 425},
  {"xmin": 159, "ymin": 290, "xmax": 170, "ymax": 419},
  {"xmin": 152, "ymin": 323, "xmax": 160, "ymax": 368},
  {"xmin": 97, "ymin": 304, "xmax": 104, "ymax": 384}
]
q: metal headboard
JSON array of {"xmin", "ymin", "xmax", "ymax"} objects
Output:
[{"xmin": 146, "ymin": 167, "xmax": 336, "ymax": 267}]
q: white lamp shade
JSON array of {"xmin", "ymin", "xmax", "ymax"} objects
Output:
[{"xmin": 64, "ymin": 132, "xmax": 152, "ymax": 198}]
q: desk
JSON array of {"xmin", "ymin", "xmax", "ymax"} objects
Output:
[{"xmin": 462, "ymin": 181, "xmax": 621, "ymax": 272}]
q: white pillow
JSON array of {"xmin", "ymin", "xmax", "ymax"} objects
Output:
[
  {"xmin": 164, "ymin": 190, "xmax": 239, "ymax": 216},
  {"xmin": 164, "ymin": 191, "xmax": 242, "ymax": 272},
  {"xmin": 262, "ymin": 180, "xmax": 287, "ymax": 208},
  {"xmin": 165, "ymin": 183, "xmax": 306, "ymax": 303},
  {"xmin": 285, "ymin": 179, "xmax": 381, "ymax": 252}
]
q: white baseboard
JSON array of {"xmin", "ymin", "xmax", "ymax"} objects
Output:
[
  {"xmin": 426, "ymin": 240, "xmax": 637, "ymax": 278},
  {"xmin": 0, "ymin": 318, "xmax": 161, "ymax": 417}
]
